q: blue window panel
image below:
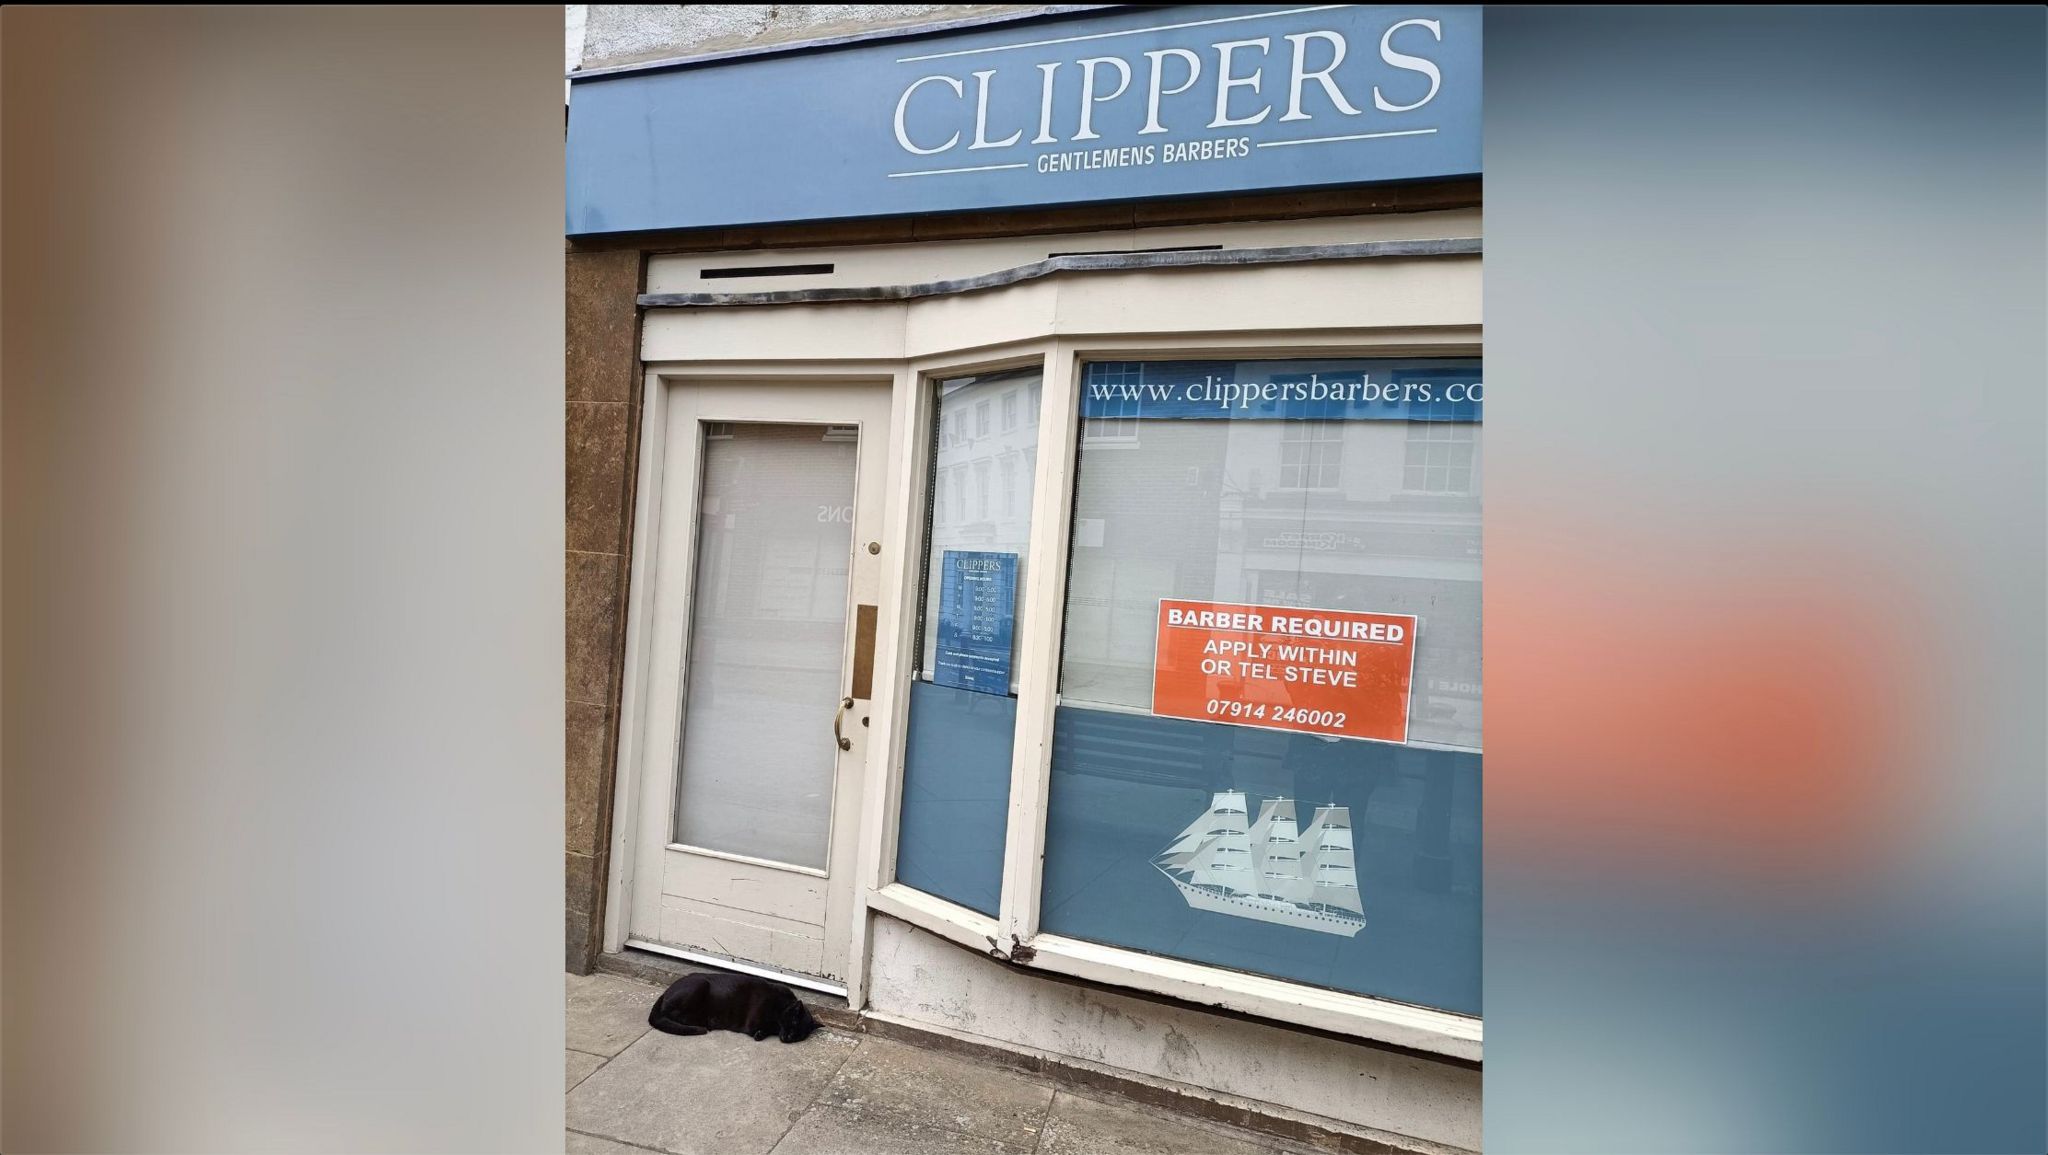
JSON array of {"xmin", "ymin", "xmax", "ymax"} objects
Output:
[
  {"xmin": 1040, "ymin": 705, "xmax": 1481, "ymax": 1015},
  {"xmin": 894, "ymin": 679, "xmax": 1016, "ymax": 916}
]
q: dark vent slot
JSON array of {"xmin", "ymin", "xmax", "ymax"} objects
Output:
[
  {"xmin": 699, "ymin": 263, "xmax": 835, "ymax": 279},
  {"xmin": 1046, "ymin": 244, "xmax": 1225, "ymax": 258}
]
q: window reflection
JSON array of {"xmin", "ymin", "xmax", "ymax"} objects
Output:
[
  {"xmin": 1045, "ymin": 359, "xmax": 1482, "ymax": 1013},
  {"xmin": 895, "ymin": 365, "xmax": 1044, "ymax": 916}
]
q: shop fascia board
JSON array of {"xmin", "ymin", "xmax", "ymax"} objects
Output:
[
  {"xmin": 1046, "ymin": 257, "xmax": 1480, "ymax": 336},
  {"xmin": 638, "ymin": 239, "xmax": 1480, "ymax": 308},
  {"xmin": 639, "ymin": 244, "xmax": 1481, "ymax": 365},
  {"xmin": 640, "ymin": 210, "xmax": 1485, "ymax": 296}
]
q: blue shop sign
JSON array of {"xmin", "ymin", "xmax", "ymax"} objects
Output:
[
  {"xmin": 934, "ymin": 551, "xmax": 1019, "ymax": 696},
  {"xmin": 567, "ymin": 5, "xmax": 1481, "ymax": 235},
  {"xmin": 1080, "ymin": 359, "xmax": 1482, "ymax": 422}
]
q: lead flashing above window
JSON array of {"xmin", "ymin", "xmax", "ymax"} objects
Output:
[{"xmin": 636, "ymin": 238, "xmax": 1483, "ymax": 309}]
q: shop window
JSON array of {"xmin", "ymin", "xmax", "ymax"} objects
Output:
[
  {"xmin": 1003, "ymin": 391, "xmax": 1018, "ymax": 431},
  {"xmin": 894, "ymin": 366, "xmax": 1043, "ymax": 916},
  {"xmin": 1042, "ymin": 358, "xmax": 1483, "ymax": 1015}
]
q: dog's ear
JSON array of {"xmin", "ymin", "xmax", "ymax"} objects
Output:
[{"xmin": 777, "ymin": 999, "xmax": 815, "ymax": 1043}]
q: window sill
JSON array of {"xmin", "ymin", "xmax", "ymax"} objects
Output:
[
  {"xmin": 870, "ymin": 883, "xmax": 1481, "ymax": 1063},
  {"xmin": 870, "ymin": 882, "xmax": 1001, "ymax": 956},
  {"xmin": 1027, "ymin": 933, "xmax": 1481, "ymax": 1062}
]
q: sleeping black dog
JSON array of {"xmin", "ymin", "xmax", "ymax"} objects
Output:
[{"xmin": 647, "ymin": 972, "xmax": 819, "ymax": 1043}]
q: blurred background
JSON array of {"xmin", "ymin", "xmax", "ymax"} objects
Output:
[
  {"xmin": 2, "ymin": 5, "xmax": 2040, "ymax": 1153},
  {"xmin": 1485, "ymin": 7, "xmax": 2045, "ymax": 1152},
  {"xmin": 3, "ymin": 7, "xmax": 566, "ymax": 1151}
]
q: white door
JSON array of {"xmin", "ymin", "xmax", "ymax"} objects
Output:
[{"xmin": 627, "ymin": 379, "xmax": 891, "ymax": 988}]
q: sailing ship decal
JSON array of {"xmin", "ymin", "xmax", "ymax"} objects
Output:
[{"xmin": 1155, "ymin": 793, "xmax": 1365, "ymax": 937}]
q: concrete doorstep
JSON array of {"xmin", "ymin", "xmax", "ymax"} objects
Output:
[{"xmin": 566, "ymin": 969, "xmax": 1353, "ymax": 1155}]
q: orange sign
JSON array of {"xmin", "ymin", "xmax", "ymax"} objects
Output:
[{"xmin": 1151, "ymin": 599, "xmax": 1418, "ymax": 743}]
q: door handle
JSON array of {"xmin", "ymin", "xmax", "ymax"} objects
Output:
[{"xmin": 833, "ymin": 696, "xmax": 854, "ymax": 751}]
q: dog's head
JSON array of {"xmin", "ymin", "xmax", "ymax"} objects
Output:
[{"xmin": 777, "ymin": 999, "xmax": 818, "ymax": 1043}]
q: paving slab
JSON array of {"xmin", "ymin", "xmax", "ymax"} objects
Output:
[
  {"xmin": 816, "ymin": 1034, "xmax": 1054, "ymax": 1148},
  {"xmin": 567, "ymin": 1131, "xmax": 671, "ymax": 1155},
  {"xmin": 566, "ymin": 1025, "xmax": 862, "ymax": 1155},
  {"xmin": 568, "ymin": 1049, "xmax": 609, "ymax": 1092},
  {"xmin": 568, "ymin": 972, "xmax": 662, "ymax": 1058},
  {"xmin": 771, "ymin": 1103, "xmax": 1031, "ymax": 1155},
  {"xmin": 1038, "ymin": 1090, "xmax": 1280, "ymax": 1155}
]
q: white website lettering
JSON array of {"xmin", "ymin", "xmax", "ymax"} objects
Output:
[{"xmin": 1086, "ymin": 374, "xmax": 1482, "ymax": 409}]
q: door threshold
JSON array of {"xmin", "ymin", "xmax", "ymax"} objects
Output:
[{"xmin": 624, "ymin": 937, "xmax": 849, "ymax": 998}]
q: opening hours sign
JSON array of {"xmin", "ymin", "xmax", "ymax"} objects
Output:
[{"xmin": 1150, "ymin": 599, "xmax": 1418, "ymax": 744}]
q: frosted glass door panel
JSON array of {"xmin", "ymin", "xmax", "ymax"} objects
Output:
[{"xmin": 673, "ymin": 424, "xmax": 857, "ymax": 870}]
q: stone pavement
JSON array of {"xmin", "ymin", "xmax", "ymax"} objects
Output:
[{"xmin": 566, "ymin": 971, "xmax": 1326, "ymax": 1155}]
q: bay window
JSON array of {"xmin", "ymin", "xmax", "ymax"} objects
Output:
[
  {"xmin": 882, "ymin": 346, "xmax": 1482, "ymax": 1043},
  {"xmin": 891, "ymin": 366, "xmax": 1043, "ymax": 916},
  {"xmin": 1043, "ymin": 358, "xmax": 1482, "ymax": 1014}
]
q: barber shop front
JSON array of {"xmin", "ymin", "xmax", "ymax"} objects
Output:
[{"xmin": 565, "ymin": 6, "xmax": 1481, "ymax": 1151}]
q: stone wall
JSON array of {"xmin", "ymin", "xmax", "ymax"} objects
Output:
[
  {"xmin": 564, "ymin": 250, "xmax": 643, "ymax": 972},
  {"xmin": 577, "ymin": 4, "xmax": 1091, "ymax": 70}
]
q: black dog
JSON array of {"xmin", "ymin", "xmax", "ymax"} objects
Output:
[{"xmin": 647, "ymin": 972, "xmax": 818, "ymax": 1043}]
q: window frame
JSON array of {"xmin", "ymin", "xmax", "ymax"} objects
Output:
[
  {"xmin": 1403, "ymin": 417, "xmax": 1479, "ymax": 495},
  {"xmin": 856, "ymin": 346, "xmax": 1052, "ymax": 941},
  {"xmin": 1277, "ymin": 417, "xmax": 1347, "ymax": 491},
  {"xmin": 1079, "ymin": 413, "xmax": 1142, "ymax": 447},
  {"xmin": 860, "ymin": 332, "xmax": 1484, "ymax": 1063}
]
